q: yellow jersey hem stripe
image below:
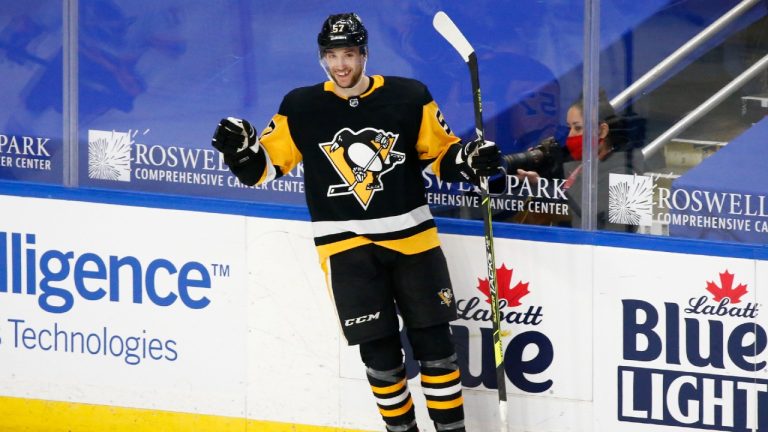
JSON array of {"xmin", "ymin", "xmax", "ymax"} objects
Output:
[
  {"xmin": 375, "ymin": 227, "xmax": 440, "ymax": 255},
  {"xmin": 316, "ymin": 227, "xmax": 441, "ymax": 266},
  {"xmin": 317, "ymin": 236, "xmax": 374, "ymax": 266}
]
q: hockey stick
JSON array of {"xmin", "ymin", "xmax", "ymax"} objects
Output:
[{"xmin": 433, "ymin": 11, "xmax": 508, "ymax": 431}]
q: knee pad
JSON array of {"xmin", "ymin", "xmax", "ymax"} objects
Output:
[
  {"xmin": 406, "ymin": 323, "xmax": 455, "ymax": 361},
  {"xmin": 359, "ymin": 332, "xmax": 404, "ymax": 370}
]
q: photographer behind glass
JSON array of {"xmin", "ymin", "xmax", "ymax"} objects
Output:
[{"xmin": 509, "ymin": 91, "xmax": 643, "ymax": 231}]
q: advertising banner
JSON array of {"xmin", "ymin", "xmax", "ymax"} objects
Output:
[
  {"xmin": 668, "ymin": 117, "xmax": 768, "ymax": 244},
  {"xmin": 243, "ymin": 216, "xmax": 345, "ymax": 427},
  {"xmin": 0, "ymin": 195, "xmax": 249, "ymax": 417},
  {"xmin": 594, "ymin": 246, "xmax": 765, "ymax": 432},
  {"xmin": 3, "ymin": 192, "xmax": 766, "ymax": 431},
  {"xmin": 335, "ymin": 234, "xmax": 594, "ymax": 430}
]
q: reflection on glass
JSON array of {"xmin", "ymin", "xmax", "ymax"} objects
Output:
[
  {"xmin": 78, "ymin": 0, "xmax": 186, "ymax": 124},
  {"xmin": 605, "ymin": 2, "xmax": 767, "ymax": 244},
  {"xmin": 0, "ymin": 4, "xmax": 64, "ymax": 183}
]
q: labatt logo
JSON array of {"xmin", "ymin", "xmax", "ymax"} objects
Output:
[
  {"xmin": 620, "ymin": 270, "xmax": 766, "ymax": 431},
  {"xmin": 406, "ymin": 264, "xmax": 553, "ymax": 394}
]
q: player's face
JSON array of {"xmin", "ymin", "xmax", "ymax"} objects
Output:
[{"xmin": 322, "ymin": 47, "xmax": 366, "ymax": 89}]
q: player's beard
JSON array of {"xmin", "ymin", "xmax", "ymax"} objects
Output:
[
  {"xmin": 331, "ymin": 56, "xmax": 368, "ymax": 89},
  {"xmin": 321, "ymin": 55, "xmax": 367, "ymax": 90},
  {"xmin": 333, "ymin": 67, "xmax": 364, "ymax": 89}
]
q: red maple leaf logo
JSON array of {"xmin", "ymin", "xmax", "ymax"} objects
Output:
[
  {"xmin": 476, "ymin": 264, "xmax": 530, "ymax": 307},
  {"xmin": 706, "ymin": 270, "xmax": 748, "ymax": 304}
]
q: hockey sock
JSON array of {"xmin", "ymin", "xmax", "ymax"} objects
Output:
[
  {"xmin": 366, "ymin": 364, "xmax": 418, "ymax": 432},
  {"xmin": 406, "ymin": 324, "xmax": 465, "ymax": 430},
  {"xmin": 360, "ymin": 334, "xmax": 418, "ymax": 432},
  {"xmin": 420, "ymin": 353, "xmax": 465, "ymax": 431}
]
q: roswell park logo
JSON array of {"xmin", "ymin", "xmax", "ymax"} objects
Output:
[
  {"xmin": 87, "ymin": 129, "xmax": 229, "ymax": 186},
  {"xmin": 608, "ymin": 172, "xmax": 768, "ymax": 234},
  {"xmin": 88, "ymin": 130, "xmax": 132, "ymax": 181},
  {"xmin": 86, "ymin": 129, "xmax": 304, "ymax": 191},
  {"xmin": 608, "ymin": 173, "xmax": 654, "ymax": 226},
  {"xmin": 619, "ymin": 270, "xmax": 766, "ymax": 431}
]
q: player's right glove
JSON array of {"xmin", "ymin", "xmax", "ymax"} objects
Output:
[{"xmin": 212, "ymin": 117, "xmax": 258, "ymax": 156}]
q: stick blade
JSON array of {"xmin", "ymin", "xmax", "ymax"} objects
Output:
[{"xmin": 432, "ymin": 11, "xmax": 474, "ymax": 62}]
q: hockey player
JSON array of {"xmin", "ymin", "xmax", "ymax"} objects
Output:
[{"xmin": 212, "ymin": 13, "xmax": 501, "ymax": 432}]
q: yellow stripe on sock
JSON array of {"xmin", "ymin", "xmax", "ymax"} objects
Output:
[
  {"xmin": 370, "ymin": 379, "xmax": 406, "ymax": 395},
  {"xmin": 426, "ymin": 396, "xmax": 464, "ymax": 410},
  {"xmin": 378, "ymin": 397, "xmax": 414, "ymax": 418},
  {"xmin": 421, "ymin": 369, "xmax": 460, "ymax": 384}
]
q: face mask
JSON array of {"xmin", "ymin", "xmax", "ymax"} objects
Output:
[
  {"xmin": 565, "ymin": 135, "xmax": 607, "ymax": 161},
  {"xmin": 566, "ymin": 135, "xmax": 582, "ymax": 160}
]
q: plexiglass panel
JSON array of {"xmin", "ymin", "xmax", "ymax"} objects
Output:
[
  {"xmin": 1, "ymin": 0, "xmax": 765, "ymax": 245},
  {"xmin": 69, "ymin": 0, "xmax": 589, "ymax": 209},
  {"xmin": 0, "ymin": 2, "xmax": 65, "ymax": 184},
  {"xmin": 595, "ymin": 0, "xmax": 767, "ymax": 243}
]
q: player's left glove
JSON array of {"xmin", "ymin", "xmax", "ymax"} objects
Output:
[
  {"xmin": 459, "ymin": 138, "xmax": 502, "ymax": 184},
  {"xmin": 212, "ymin": 117, "xmax": 257, "ymax": 156}
]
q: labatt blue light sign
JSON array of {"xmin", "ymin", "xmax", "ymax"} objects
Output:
[
  {"xmin": 620, "ymin": 270, "xmax": 767, "ymax": 431},
  {"xmin": 400, "ymin": 263, "xmax": 555, "ymax": 394}
]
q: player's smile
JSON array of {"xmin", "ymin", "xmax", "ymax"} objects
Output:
[
  {"xmin": 333, "ymin": 68, "xmax": 352, "ymax": 84},
  {"xmin": 322, "ymin": 46, "xmax": 366, "ymax": 90}
]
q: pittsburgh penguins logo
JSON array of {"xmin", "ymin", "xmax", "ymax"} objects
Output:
[
  {"xmin": 320, "ymin": 127, "xmax": 405, "ymax": 209},
  {"xmin": 438, "ymin": 288, "xmax": 454, "ymax": 307}
]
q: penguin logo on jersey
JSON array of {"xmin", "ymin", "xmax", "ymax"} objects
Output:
[
  {"xmin": 320, "ymin": 127, "xmax": 405, "ymax": 209},
  {"xmin": 438, "ymin": 288, "xmax": 454, "ymax": 307}
]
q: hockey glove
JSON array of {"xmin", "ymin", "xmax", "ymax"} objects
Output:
[
  {"xmin": 212, "ymin": 117, "xmax": 258, "ymax": 156},
  {"xmin": 460, "ymin": 138, "xmax": 502, "ymax": 184}
]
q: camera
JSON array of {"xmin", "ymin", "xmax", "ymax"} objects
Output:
[{"xmin": 502, "ymin": 136, "xmax": 560, "ymax": 172}]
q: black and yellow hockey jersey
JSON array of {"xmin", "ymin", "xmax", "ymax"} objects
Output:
[{"xmin": 230, "ymin": 75, "xmax": 464, "ymax": 264}]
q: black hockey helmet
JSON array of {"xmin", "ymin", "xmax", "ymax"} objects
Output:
[{"xmin": 317, "ymin": 13, "xmax": 368, "ymax": 53}]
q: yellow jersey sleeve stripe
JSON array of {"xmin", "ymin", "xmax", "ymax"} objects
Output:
[
  {"xmin": 416, "ymin": 101, "xmax": 461, "ymax": 178},
  {"xmin": 378, "ymin": 397, "xmax": 414, "ymax": 418},
  {"xmin": 426, "ymin": 396, "xmax": 464, "ymax": 410},
  {"xmin": 370, "ymin": 379, "xmax": 406, "ymax": 395},
  {"xmin": 258, "ymin": 113, "xmax": 302, "ymax": 177},
  {"xmin": 421, "ymin": 369, "xmax": 460, "ymax": 384}
]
